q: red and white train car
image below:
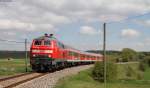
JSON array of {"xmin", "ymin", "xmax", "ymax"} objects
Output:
[{"xmin": 30, "ymin": 34, "xmax": 103, "ymax": 71}]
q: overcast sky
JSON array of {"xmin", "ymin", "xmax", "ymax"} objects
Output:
[{"xmin": 0, "ymin": 0, "xmax": 150, "ymax": 51}]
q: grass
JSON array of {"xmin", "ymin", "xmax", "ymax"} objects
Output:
[
  {"xmin": 143, "ymin": 68, "xmax": 150, "ymax": 80},
  {"xmin": 55, "ymin": 63, "xmax": 150, "ymax": 88},
  {"xmin": 117, "ymin": 62, "xmax": 140, "ymax": 79},
  {"xmin": 0, "ymin": 59, "xmax": 32, "ymax": 76}
]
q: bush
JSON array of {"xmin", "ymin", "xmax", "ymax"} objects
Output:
[
  {"xmin": 138, "ymin": 56, "xmax": 150, "ymax": 71},
  {"xmin": 125, "ymin": 65, "xmax": 143, "ymax": 80},
  {"xmin": 122, "ymin": 58, "xmax": 128, "ymax": 62},
  {"xmin": 136, "ymin": 71, "xmax": 143, "ymax": 80},
  {"xmin": 139, "ymin": 61, "xmax": 147, "ymax": 72},
  {"xmin": 92, "ymin": 61, "xmax": 104, "ymax": 82},
  {"xmin": 92, "ymin": 61, "xmax": 117, "ymax": 82},
  {"xmin": 126, "ymin": 66, "xmax": 136, "ymax": 78},
  {"xmin": 145, "ymin": 56, "xmax": 150, "ymax": 67}
]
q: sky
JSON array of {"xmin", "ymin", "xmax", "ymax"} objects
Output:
[{"xmin": 0, "ymin": 0, "xmax": 150, "ymax": 51}]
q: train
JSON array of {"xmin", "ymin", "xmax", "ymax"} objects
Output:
[{"xmin": 30, "ymin": 34, "xmax": 103, "ymax": 72}]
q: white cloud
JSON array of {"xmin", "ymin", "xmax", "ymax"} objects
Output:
[
  {"xmin": 0, "ymin": 0, "xmax": 149, "ymax": 33},
  {"xmin": 79, "ymin": 26, "xmax": 99, "ymax": 35},
  {"xmin": 0, "ymin": 0, "xmax": 149, "ymax": 24},
  {"xmin": 42, "ymin": 12, "xmax": 70, "ymax": 24},
  {"xmin": 0, "ymin": 19, "xmax": 28, "ymax": 30},
  {"xmin": 35, "ymin": 23, "xmax": 57, "ymax": 32},
  {"xmin": 0, "ymin": 19, "xmax": 57, "ymax": 32},
  {"xmin": 121, "ymin": 29, "xmax": 140, "ymax": 38}
]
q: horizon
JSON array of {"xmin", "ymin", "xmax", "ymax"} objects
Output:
[{"xmin": 0, "ymin": 49, "xmax": 149, "ymax": 52}]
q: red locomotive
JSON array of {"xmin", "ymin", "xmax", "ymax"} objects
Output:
[{"xmin": 30, "ymin": 34, "xmax": 103, "ymax": 71}]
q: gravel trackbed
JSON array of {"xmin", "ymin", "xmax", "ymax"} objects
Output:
[{"xmin": 13, "ymin": 65, "xmax": 93, "ymax": 88}]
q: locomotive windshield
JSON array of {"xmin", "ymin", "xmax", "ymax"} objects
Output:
[
  {"xmin": 34, "ymin": 39, "xmax": 51, "ymax": 46},
  {"xmin": 44, "ymin": 40, "xmax": 51, "ymax": 45},
  {"xmin": 34, "ymin": 40, "xmax": 42, "ymax": 45}
]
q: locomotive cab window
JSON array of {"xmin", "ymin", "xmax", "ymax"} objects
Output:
[
  {"xmin": 34, "ymin": 40, "xmax": 42, "ymax": 45},
  {"xmin": 44, "ymin": 40, "xmax": 51, "ymax": 45}
]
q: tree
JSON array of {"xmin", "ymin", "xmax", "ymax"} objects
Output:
[
  {"xmin": 138, "ymin": 53, "xmax": 145, "ymax": 60},
  {"xmin": 121, "ymin": 48, "xmax": 137, "ymax": 62}
]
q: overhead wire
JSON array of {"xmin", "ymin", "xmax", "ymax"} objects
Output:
[
  {"xmin": 0, "ymin": 38, "xmax": 31, "ymax": 44},
  {"xmin": 107, "ymin": 12, "xmax": 150, "ymax": 24}
]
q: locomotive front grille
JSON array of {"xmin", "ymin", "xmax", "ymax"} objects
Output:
[{"xmin": 31, "ymin": 56, "xmax": 53, "ymax": 65}]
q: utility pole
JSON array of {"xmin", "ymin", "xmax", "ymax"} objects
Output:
[
  {"xmin": 25, "ymin": 39, "xmax": 28, "ymax": 72},
  {"xmin": 103, "ymin": 23, "xmax": 106, "ymax": 88}
]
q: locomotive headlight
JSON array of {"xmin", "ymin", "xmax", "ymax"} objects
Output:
[
  {"xmin": 48, "ymin": 54, "xmax": 51, "ymax": 57},
  {"xmin": 32, "ymin": 54, "xmax": 36, "ymax": 57},
  {"xmin": 44, "ymin": 50, "xmax": 53, "ymax": 53},
  {"xmin": 32, "ymin": 50, "xmax": 40, "ymax": 53}
]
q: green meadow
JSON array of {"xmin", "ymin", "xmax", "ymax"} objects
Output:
[
  {"xmin": 0, "ymin": 59, "xmax": 31, "ymax": 76},
  {"xmin": 55, "ymin": 63, "xmax": 150, "ymax": 88}
]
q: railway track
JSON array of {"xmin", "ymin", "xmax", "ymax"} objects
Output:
[{"xmin": 0, "ymin": 72, "xmax": 48, "ymax": 88}]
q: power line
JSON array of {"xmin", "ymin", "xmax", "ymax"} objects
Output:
[
  {"xmin": 107, "ymin": 12, "xmax": 150, "ymax": 24},
  {"xmin": 0, "ymin": 39, "xmax": 24, "ymax": 43},
  {"xmin": 0, "ymin": 38, "xmax": 31, "ymax": 44}
]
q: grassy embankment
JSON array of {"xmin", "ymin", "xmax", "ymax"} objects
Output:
[
  {"xmin": 55, "ymin": 63, "xmax": 150, "ymax": 88},
  {"xmin": 0, "ymin": 59, "xmax": 32, "ymax": 76}
]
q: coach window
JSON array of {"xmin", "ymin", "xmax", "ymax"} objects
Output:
[
  {"xmin": 69, "ymin": 51, "xmax": 72, "ymax": 56},
  {"xmin": 90, "ymin": 56, "xmax": 92, "ymax": 59},
  {"xmin": 72, "ymin": 52, "xmax": 74, "ymax": 56},
  {"xmin": 86, "ymin": 55, "xmax": 88, "ymax": 59},
  {"xmin": 85, "ymin": 55, "xmax": 87, "ymax": 59},
  {"xmin": 73, "ymin": 52, "xmax": 77, "ymax": 57},
  {"xmin": 82, "ymin": 55, "xmax": 84, "ymax": 58},
  {"xmin": 83, "ymin": 55, "xmax": 85, "ymax": 58},
  {"xmin": 72, "ymin": 52, "xmax": 75, "ymax": 57},
  {"xmin": 76, "ymin": 53, "xmax": 78, "ymax": 57},
  {"xmin": 84, "ymin": 55, "xmax": 86, "ymax": 59}
]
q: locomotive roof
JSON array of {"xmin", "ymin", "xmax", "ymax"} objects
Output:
[{"xmin": 34, "ymin": 36, "xmax": 57, "ymax": 40}]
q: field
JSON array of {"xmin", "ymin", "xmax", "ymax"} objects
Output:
[
  {"xmin": 0, "ymin": 59, "xmax": 32, "ymax": 76},
  {"xmin": 55, "ymin": 63, "xmax": 150, "ymax": 88}
]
